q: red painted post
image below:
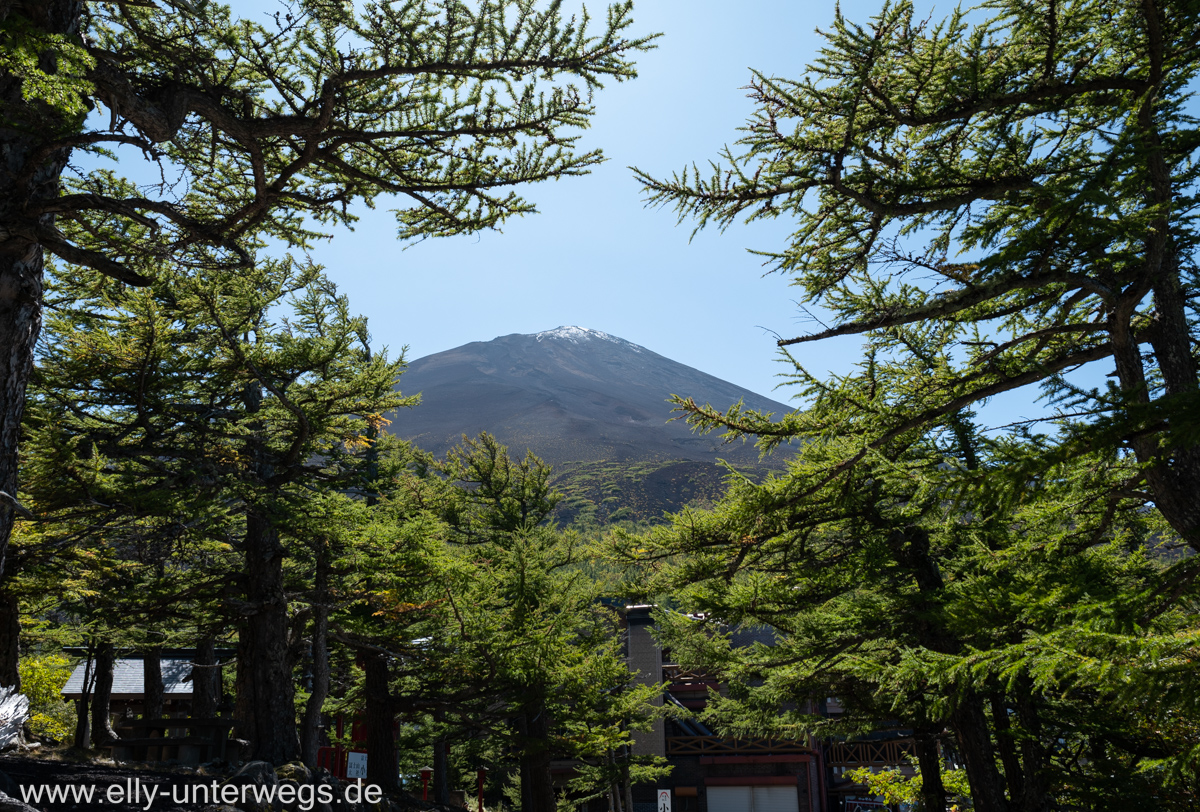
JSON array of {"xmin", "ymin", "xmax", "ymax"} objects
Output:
[
  {"xmin": 420, "ymin": 766, "xmax": 433, "ymax": 801},
  {"xmin": 477, "ymin": 768, "xmax": 487, "ymax": 812}
]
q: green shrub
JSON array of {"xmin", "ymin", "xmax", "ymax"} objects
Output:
[{"xmin": 18, "ymin": 653, "xmax": 75, "ymax": 742}]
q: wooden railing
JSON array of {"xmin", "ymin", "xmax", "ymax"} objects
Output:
[
  {"xmin": 824, "ymin": 739, "xmax": 914, "ymax": 767},
  {"xmin": 109, "ymin": 717, "xmax": 234, "ymax": 766},
  {"xmin": 666, "ymin": 736, "xmax": 814, "ymax": 756}
]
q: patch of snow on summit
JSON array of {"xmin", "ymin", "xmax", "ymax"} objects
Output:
[{"xmin": 530, "ymin": 326, "xmax": 643, "ymax": 352}]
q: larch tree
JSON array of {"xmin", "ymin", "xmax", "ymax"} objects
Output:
[
  {"xmin": 628, "ymin": 416, "xmax": 1198, "ymax": 811},
  {"xmin": 434, "ymin": 435, "xmax": 666, "ymax": 812},
  {"xmin": 630, "ymin": 1, "xmax": 1200, "ymax": 810},
  {"xmin": 636, "ymin": 0, "xmax": 1200, "ymax": 551},
  {"xmin": 333, "ymin": 434, "xmax": 666, "ymax": 811},
  {"xmin": 0, "ymin": 0, "xmax": 656, "ymax": 578},
  {"xmin": 25, "ymin": 256, "xmax": 414, "ymax": 763}
]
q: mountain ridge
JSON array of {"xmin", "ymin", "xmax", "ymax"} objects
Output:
[{"xmin": 386, "ymin": 326, "xmax": 793, "ymax": 470}]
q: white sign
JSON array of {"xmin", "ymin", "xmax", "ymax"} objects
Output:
[
  {"xmin": 845, "ymin": 799, "xmax": 884, "ymax": 812},
  {"xmin": 346, "ymin": 751, "xmax": 369, "ymax": 779},
  {"xmin": 657, "ymin": 789, "xmax": 671, "ymax": 812}
]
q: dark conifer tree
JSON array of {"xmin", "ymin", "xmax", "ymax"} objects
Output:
[
  {"xmin": 25, "ymin": 257, "xmax": 412, "ymax": 763},
  {"xmin": 632, "ymin": 1, "xmax": 1200, "ymax": 808},
  {"xmin": 0, "ymin": 0, "xmax": 656, "ymax": 583}
]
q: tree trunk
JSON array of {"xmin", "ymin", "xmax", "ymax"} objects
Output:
[
  {"xmin": 0, "ymin": 586, "xmax": 19, "ymax": 689},
  {"xmin": 191, "ymin": 637, "xmax": 220, "ymax": 719},
  {"xmin": 519, "ymin": 702, "xmax": 555, "ymax": 812},
  {"xmin": 236, "ymin": 511, "xmax": 298, "ymax": 764},
  {"xmin": 913, "ymin": 727, "xmax": 946, "ymax": 812},
  {"xmin": 621, "ymin": 745, "xmax": 633, "ymax": 812},
  {"xmin": 73, "ymin": 697, "xmax": 91, "ymax": 748},
  {"xmin": 90, "ymin": 642, "xmax": 118, "ymax": 746},
  {"xmin": 890, "ymin": 525, "xmax": 955, "ymax": 812},
  {"xmin": 607, "ymin": 749, "xmax": 620, "ymax": 812},
  {"xmin": 990, "ymin": 693, "xmax": 1024, "ymax": 808},
  {"xmin": 433, "ymin": 738, "xmax": 450, "ymax": 804},
  {"xmin": 1014, "ymin": 691, "xmax": 1050, "ymax": 812},
  {"xmin": 890, "ymin": 525, "xmax": 1007, "ymax": 810},
  {"xmin": 950, "ymin": 692, "xmax": 1009, "ymax": 812},
  {"xmin": 0, "ymin": 1, "xmax": 85, "ymax": 577},
  {"xmin": 301, "ymin": 545, "xmax": 331, "ymax": 769},
  {"xmin": 142, "ymin": 648, "xmax": 164, "ymax": 719},
  {"xmin": 72, "ymin": 651, "xmax": 93, "ymax": 749},
  {"xmin": 362, "ymin": 649, "xmax": 397, "ymax": 792}
]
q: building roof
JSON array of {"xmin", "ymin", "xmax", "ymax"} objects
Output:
[
  {"xmin": 62, "ymin": 658, "xmax": 195, "ymax": 698},
  {"xmin": 729, "ymin": 625, "xmax": 779, "ymax": 648}
]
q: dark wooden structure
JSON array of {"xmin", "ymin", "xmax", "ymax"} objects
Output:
[{"xmin": 108, "ymin": 717, "xmax": 235, "ymax": 766}]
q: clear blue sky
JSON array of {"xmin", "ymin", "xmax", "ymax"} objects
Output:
[{"xmin": 228, "ymin": 0, "xmax": 885, "ymax": 409}]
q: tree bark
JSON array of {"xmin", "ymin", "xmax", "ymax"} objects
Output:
[
  {"xmin": 990, "ymin": 693, "xmax": 1024, "ymax": 808},
  {"xmin": 300, "ymin": 544, "xmax": 333, "ymax": 767},
  {"xmin": 890, "ymin": 525, "xmax": 1008, "ymax": 811},
  {"xmin": 433, "ymin": 738, "xmax": 450, "ymax": 804},
  {"xmin": 0, "ymin": 0, "xmax": 84, "ymax": 577},
  {"xmin": 621, "ymin": 745, "xmax": 634, "ymax": 812},
  {"xmin": 300, "ymin": 545, "xmax": 330, "ymax": 770},
  {"xmin": 72, "ymin": 651, "xmax": 93, "ymax": 749},
  {"xmin": 362, "ymin": 649, "xmax": 397, "ymax": 792},
  {"xmin": 519, "ymin": 701, "xmax": 555, "ymax": 812},
  {"xmin": 90, "ymin": 642, "xmax": 118, "ymax": 746},
  {"xmin": 0, "ymin": 586, "xmax": 19, "ymax": 689},
  {"xmin": 950, "ymin": 693, "xmax": 1009, "ymax": 812},
  {"xmin": 607, "ymin": 749, "xmax": 621, "ymax": 812},
  {"xmin": 73, "ymin": 697, "xmax": 91, "ymax": 748},
  {"xmin": 1135, "ymin": 115, "xmax": 1200, "ymax": 549},
  {"xmin": 913, "ymin": 727, "xmax": 946, "ymax": 812},
  {"xmin": 142, "ymin": 648, "xmax": 164, "ymax": 719},
  {"xmin": 1014, "ymin": 690, "xmax": 1050, "ymax": 812},
  {"xmin": 191, "ymin": 637, "xmax": 220, "ymax": 719},
  {"xmin": 236, "ymin": 511, "xmax": 299, "ymax": 764}
]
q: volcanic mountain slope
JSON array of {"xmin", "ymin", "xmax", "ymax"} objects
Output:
[
  {"xmin": 386, "ymin": 327, "xmax": 795, "ymax": 524},
  {"xmin": 389, "ymin": 327, "xmax": 792, "ymax": 466}
]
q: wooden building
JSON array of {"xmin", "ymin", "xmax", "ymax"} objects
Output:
[
  {"xmin": 622, "ymin": 606, "xmax": 913, "ymax": 812},
  {"xmin": 61, "ymin": 648, "xmax": 228, "ymax": 719}
]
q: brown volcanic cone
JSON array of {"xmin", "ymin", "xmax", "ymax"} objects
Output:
[{"xmin": 387, "ymin": 326, "xmax": 793, "ymax": 469}]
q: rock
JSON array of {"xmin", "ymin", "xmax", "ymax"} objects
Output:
[
  {"xmin": 273, "ymin": 762, "xmax": 308, "ymax": 812},
  {"xmin": 312, "ymin": 770, "xmax": 347, "ymax": 812},
  {"xmin": 226, "ymin": 738, "xmax": 252, "ymax": 763},
  {"xmin": 0, "ymin": 790, "xmax": 38, "ymax": 812},
  {"xmin": 227, "ymin": 760, "xmax": 278, "ymax": 785},
  {"xmin": 222, "ymin": 761, "xmax": 278, "ymax": 812},
  {"xmin": 276, "ymin": 764, "xmax": 334, "ymax": 812},
  {"xmin": 275, "ymin": 761, "xmax": 312, "ymax": 783},
  {"xmin": 0, "ymin": 689, "xmax": 28, "ymax": 750},
  {"xmin": 0, "ymin": 773, "xmax": 17, "ymax": 799}
]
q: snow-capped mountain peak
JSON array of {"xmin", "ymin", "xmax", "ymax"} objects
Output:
[{"xmin": 528, "ymin": 326, "xmax": 642, "ymax": 352}]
